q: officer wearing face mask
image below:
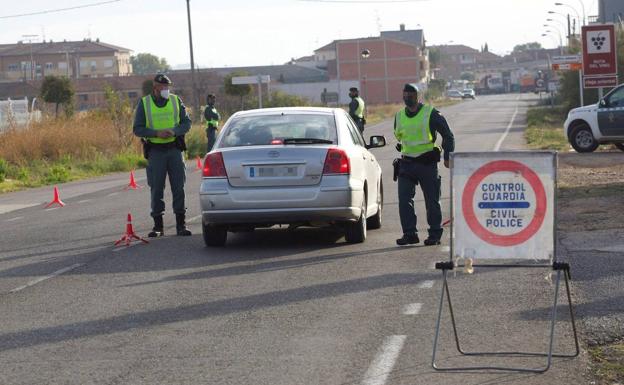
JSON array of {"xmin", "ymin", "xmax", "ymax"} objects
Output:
[
  {"xmin": 394, "ymin": 83, "xmax": 454, "ymax": 246},
  {"xmin": 133, "ymin": 74, "xmax": 192, "ymax": 237}
]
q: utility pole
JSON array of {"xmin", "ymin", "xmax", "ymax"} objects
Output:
[{"xmin": 185, "ymin": 0, "xmax": 199, "ymax": 122}]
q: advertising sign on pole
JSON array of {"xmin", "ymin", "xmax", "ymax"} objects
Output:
[
  {"xmin": 452, "ymin": 152, "xmax": 556, "ymax": 260},
  {"xmin": 582, "ymin": 23, "xmax": 617, "ymax": 89}
]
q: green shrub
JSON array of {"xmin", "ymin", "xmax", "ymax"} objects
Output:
[
  {"xmin": 0, "ymin": 158, "xmax": 7, "ymax": 182},
  {"xmin": 45, "ymin": 165, "xmax": 70, "ymax": 184}
]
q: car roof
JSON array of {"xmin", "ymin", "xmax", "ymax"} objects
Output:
[{"xmin": 230, "ymin": 106, "xmax": 338, "ymax": 118}]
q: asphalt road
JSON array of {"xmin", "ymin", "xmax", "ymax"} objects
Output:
[{"xmin": 0, "ymin": 94, "xmax": 586, "ymax": 385}]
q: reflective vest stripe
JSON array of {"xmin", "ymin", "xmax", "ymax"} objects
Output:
[{"xmin": 354, "ymin": 97, "xmax": 365, "ymax": 118}]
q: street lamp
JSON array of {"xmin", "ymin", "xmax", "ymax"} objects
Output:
[
  {"xmin": 22, "ymin": 34, "xmax": 38, "ymax": 80},
  {"xmin": 544, "ymin": 24, "xmax": 564, "ymax": 53},
  {"xmin": 555, "ymin": 2, "xmax": 582, "ymax": 28},
  {"xmin": 360, "ymin": 49, "xmax": 370, "ymax": 102},
  {"xmin": 185, "ymin": 0, "xmax": 199, "ymax": 121},
  {"xmin": 555, "ymin": 1, "xmax": 585, "ymax": 25}
]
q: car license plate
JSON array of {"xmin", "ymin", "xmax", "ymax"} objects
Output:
[{"xmin": 249, "ymin": 166, "xmax": 297, "ymax": 178}]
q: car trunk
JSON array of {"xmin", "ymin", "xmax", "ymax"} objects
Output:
[{"xmin": 223, "ymin": 146, "xmax": 328, "ymax": 187}]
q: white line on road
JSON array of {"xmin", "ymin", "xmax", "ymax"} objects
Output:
[
  {"xmin": 402, "ymin": 303, "xmax": 423, "ymax": 315},
  {"xmin": 5, "ymin": 216, "xmax": 23, "ymax": 222},
  {"xmin": 439, "ymin": 245, "xmax": 450, "ymax": 253},
  {"xmin": 418, "ymin": 280, "xmax": 434, "ymax": 289},
  {"xmin": 77, "ymin": 199, "xmax": 92, "ymax": 204},
  {"xmin": 44, "ymin": 207, "xmax": 60, "ymax": 211},
  {"xmin": 9, "ymin": 263, "xmax": 84, "ymax": 293},
  {"xmin": 493, "ymin": 105, "xmax": 519, "ymax": 151},
  {"xmin": 113, "ymin": 243, "xmax": 141, "ymax": 252},
  {"xmin": 107, "ymin": 192, "xmax": 119, "ymax": 197},
  {"xmin": 362, "ymin": 335, "xmax": 407, "ymax": 385}
]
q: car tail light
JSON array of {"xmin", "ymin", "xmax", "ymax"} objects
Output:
[
  {"xmin": 202, "ymin": 152, "xmax": 227, "ymax": 177},
  {"xmin": 323, "ymin": 148, "xmax": 350, "ymax": 175}
]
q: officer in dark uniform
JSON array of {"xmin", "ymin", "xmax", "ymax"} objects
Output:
[
  {"xmin": 133, "ymin": 74, "xmax": 192, "ymax": 237},
  {"xmin": 348, "ymin": 87, "xmax": 366, "ymax": 132},
  {"xmin": 204, "ymin": 93, "xmax": 220, "ymax": 152},
  {"xmin": 394, "ymin": 83, "xmax": 454, "ymax": 246}
]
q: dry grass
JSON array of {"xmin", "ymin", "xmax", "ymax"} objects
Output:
[{"xmin": 0, "ymin": 112, "xmax": 140, "ymax": 164}]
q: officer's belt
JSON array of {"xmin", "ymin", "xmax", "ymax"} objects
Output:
[{"xmin": 149, "ymin": 141, "xmax": 178, "ymax": 150}]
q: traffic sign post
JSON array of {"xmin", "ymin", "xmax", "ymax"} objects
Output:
[
  {"xmin": 431, "ymin": 152, "xmax": 579, "ymax": 373},
  {"xmin": 232, "ymin": 75, "xmax": 271, "ymax": 109}
]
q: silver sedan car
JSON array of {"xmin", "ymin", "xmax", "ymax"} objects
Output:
[{"xmin": 199, "ymin": 107, "xmax": 386, "ymax": 246}]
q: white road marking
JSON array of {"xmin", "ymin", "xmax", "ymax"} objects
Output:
[
  {"xmin": 439, "ymin": 245, "xmax": 450, "ymax": 253},
  {"xmin": 9, "ymin": 263, "xmax": 84, "ymax": 293},
  {"xmin": 113, "ymin": 242, "xmax": 141, "ymax": 252},
  {"xmin": 0, "ymin": 204, "xmax": 37, "ymax": 214},
  {"xmin": 6, "ymin": 216, "xmax": 23, "ymax": 222},
  {"xmin": 418, "ymin": 280, "xmax": 434, "ymax": 289},
  {"xmin": 44, "ymin": 207, "xmax": 60, "ymax": 211},
  {"xmin": 77, "ymin": 199, "xmax": 92, "ymax": 204},
  {"xmin": 361, "ymin": 335, "xmax": 407, "ymax": 385},
  {"xmin": 107, "ymin": 192, "xmax": 119, "ymax": 197},
  {"xmin": 493, "ymin": 105, "xmax": 519, "ymax": 151},
  {"xmin": 402, "ymin": 303, "xmax": 423, "ymax": 315}
]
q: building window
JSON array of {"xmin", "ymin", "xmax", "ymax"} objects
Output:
[
  {"xmin": 58, "ymin": 62, "xmax": 68, "ymax": 70},
  {"xmin": 8, "ymin": 63, "xmax": 19, "ymax": 71},
  {"xmin": 128, "ymin": 91, "xmax": 138, "ymax": 98},
  {"xmin": 78, "ymin": 94, "xmax": 89, "ymax": 101},
  {"xmin": 90, "ymin": 61, "xmax": 96, "ymax": 71},
  {"xmin": 45, "ymin": 62, "xmax": 54, "ymax": 70},
  {"xmin": 103, "ymin": 59, "xmax": 114, "ymax": 68}
]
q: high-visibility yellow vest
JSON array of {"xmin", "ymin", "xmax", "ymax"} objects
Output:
[
  {"xmin": 394, "ymin": 104, "xmax": 436, "ymax": 156},
  {"xmin": 143, "ymin": 94, "xmax": 180, "ymax": 144},
  {"xmin": 354, "ymin": 96, "xmax": 365, "ymax": 118},
  {"xmin": 206, "ymin": 107, "xmax": 219, "ymax": 129}
]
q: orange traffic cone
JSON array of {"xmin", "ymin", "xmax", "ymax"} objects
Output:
[
  {"xmin": 195, "ymin": 155, "xmax": 202, "ymax": 172},
  {"xmin": 44, "ymin": 186, "xmax": 65, "ymax": 208},
  {"xmin": 114, "ymin": 213, "xmax": 149, "ymax": 246},
  {"xmin": 124, "ymin": 170, "xmax": 142, "ymax": 190}
]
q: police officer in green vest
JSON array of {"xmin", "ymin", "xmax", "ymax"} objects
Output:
[
  {"xmin": 394, "ymin": 83, "xmax": 455, "ymax": 246},
  {"xmin": 133, "ymin": 74, "xmax": 192, "ymax": 237},
  {"xmin": 348, "ymin": 87, "xmax": 366, "ymax": 132},
  {"xmin": 204, "ymin": 93, "xmax": 220, "ymax": 152}
]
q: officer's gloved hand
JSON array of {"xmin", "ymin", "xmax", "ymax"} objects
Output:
[{"xmin": 395, "ymin": 143, "xmax": 402, "ymax": 152}]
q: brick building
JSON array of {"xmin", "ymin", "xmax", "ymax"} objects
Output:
[
  {"xmin": 0, "ymin": 39, "xmax": 133, "ymax": 83},
  {"xmin": 315, "ymin": 25, "xmax": 430, "ymax": 104}
]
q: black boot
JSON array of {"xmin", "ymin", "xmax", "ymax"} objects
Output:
[
  {"xmin": 396, "ymin": 233, "xmax": 419, "ymax": 246},
  {"xmin": 148, "ymin": 215, "xmax": 164, "ymax": 237},
  {"xmin": 176, "ymin": 213, "xmax": 192, "ymax": 236}
]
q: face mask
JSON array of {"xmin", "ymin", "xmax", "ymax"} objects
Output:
[
  {"xmin": 160, "ymin": 89, "xmax": 170, "ymax": 99},
  {"xmin": 403, "ymin": 97, "xmax": 416, "ymax": 107}
]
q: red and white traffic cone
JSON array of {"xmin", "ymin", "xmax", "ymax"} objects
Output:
[
  {"xmin": 194, "ymin": 155, "xmax": 202, "ymax": 172},
  {"xmin": 124, "ymin": 170, "xmax": 142, "ymax": 190},
  {"xmin": 44, "ymin": 186, "xmax": 65, "ymax": 208},
  {"xmin": 114, "ymin": 213, "xmax": 149, "ymax": 246}
]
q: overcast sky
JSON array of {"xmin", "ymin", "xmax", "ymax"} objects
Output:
[{"xmin": 0, "ymin": 0, "xmax": 598, "ymax": 68}]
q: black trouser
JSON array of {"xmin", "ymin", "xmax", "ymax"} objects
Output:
[
  {"xmin": 146, "ymin": 145, "xmax": 187, "ymax": 218},
  {"xmin": 397, "ymin": 159, "xmax": 443, "ymax": 240}
]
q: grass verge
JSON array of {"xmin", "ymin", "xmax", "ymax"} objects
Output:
[
  {"xmin": 365, "ymin": 99, "xmax": 461, "ymax": 126},
  {"xmin": 525, "ymin": 106, "xmax": 570, "ymax": 151},
  {"xmin": 588, "ymin": 341, "xmax": 624, "ymax": 384}
]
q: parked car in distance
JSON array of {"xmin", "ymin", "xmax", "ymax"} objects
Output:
[
  {"xmin": 446, "ymin": 89, "xmax": 463, "ymax": 99},
  {"xmin": 462, "ymin": 88, "xmax": 476, "ymax": 99},
  {"xmin": 564, "ymin": 83, "xmax": 624, "ymax": 152},
  {"xmin": 199, "ymin": 107, "xmax": 386, "ymax": 247}
]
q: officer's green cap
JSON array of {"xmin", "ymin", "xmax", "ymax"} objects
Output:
[{"xmin": 403, "ymin": 83, "xmax": 419, "ymax": 93}]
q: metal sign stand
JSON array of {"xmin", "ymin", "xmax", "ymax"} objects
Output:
[{"xmin": 430, "ymin": 261, "xmax": 580, "ymax": 373}]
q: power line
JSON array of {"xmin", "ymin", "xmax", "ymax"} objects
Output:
[
  {"xmin": 299, "ymin": 0, "xmax": 425, "ymax": 2},
  {"xmin": 0, "ymin": 0, "xmax": 121, "ymax": 19}
]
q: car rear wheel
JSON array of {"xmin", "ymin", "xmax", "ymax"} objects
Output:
[
  {"xmin": 367, "ymin": 182, "xmax": 383, "ymax": 230},
  {"xmin": 345, "ymin": 196, "xmax": 367, "ymax": 243},
  {"xmin": 614, "ymin": 143, "xmax": 624, "ymax": 152},
  {"xmin": 203, "ymin": 223, "xmax": 227, "ymax": 247},
  {"xmin": 570, "ymin": 123, "xmax": 599, "ymax": 153}
]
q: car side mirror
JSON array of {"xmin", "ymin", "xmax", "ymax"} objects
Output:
[
  {"xmin": 599, "ymin": 99, "xmax": 607, "ymax": 108},
  {"xmin": 367, "ymin": 135, "xmax": 386, "ymax": 149}
]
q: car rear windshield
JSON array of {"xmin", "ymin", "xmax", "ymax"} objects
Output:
[{"xmin": 220, "ymin": 113, "xmax": 338, "ymax": 147}]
